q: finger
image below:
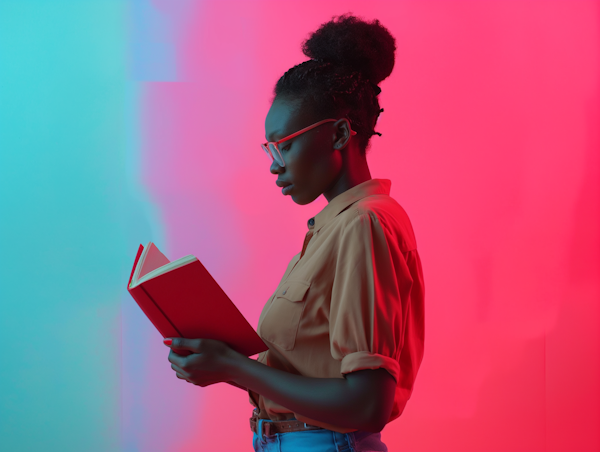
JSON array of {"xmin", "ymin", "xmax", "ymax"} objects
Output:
[
  {"xmin": 171, "ymin": 363, "xmax": 187, "ymax": 376},
  {"xmin": 164, "ymin": 337, "xmax": 203, "ymax": 353},
  {"xmin": 176, "ymin": 373, "xmax": 196, "ymax": 384},
  {"xmin": 168, "ymin": 349, "xmax": 190, "ymax": 366}
]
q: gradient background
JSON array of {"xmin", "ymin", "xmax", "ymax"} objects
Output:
[{"xmin": 1, "ymin": 1, "xmax": 599, "ymax": 451}]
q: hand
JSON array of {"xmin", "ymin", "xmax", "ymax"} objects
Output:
[{"xmin": 164, "ymin": 337, "xmax": 241, "ymax": 387}]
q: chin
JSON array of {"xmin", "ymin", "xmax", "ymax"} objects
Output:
[{"xmin": 291, "ymin": 192, "xmax": 318, "ymax": 206}]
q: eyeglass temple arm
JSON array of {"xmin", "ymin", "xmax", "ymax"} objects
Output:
[{"xmin": 275, "ymin": 119, "xmax": 344, "ymax": 144}]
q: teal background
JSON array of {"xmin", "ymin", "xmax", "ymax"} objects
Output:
[{"xmin": 0, "ymin": 1, "xmax": 166, "ymax": 450}]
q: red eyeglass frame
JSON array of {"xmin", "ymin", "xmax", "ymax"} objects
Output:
[{"xmin": 261, "ymin": 118, "xmax": 357, "ymax": 167}]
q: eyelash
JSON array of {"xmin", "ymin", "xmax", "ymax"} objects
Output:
[{"xmin": 281, "ymin": 144, "xmax": 291, "ymax": 152}]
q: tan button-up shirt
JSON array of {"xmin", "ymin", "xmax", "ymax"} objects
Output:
[{"xmin": 248, "ymin": 178, "xmax": 425, "ymax": 433}]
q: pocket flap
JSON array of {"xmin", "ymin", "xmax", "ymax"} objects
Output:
[{"xmin": 276, "ymin": 280, "xmax": 310, "ymax": 302}]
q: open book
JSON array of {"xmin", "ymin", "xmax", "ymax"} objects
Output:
[{"xmin": 127, "ymin": 242, "xmax": 268, "ymax": 388}]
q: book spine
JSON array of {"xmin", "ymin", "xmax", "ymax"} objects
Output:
[
  {"xmin": 128, "ymin": 285, "xmax": 181, "ymax": 338},
  {"xmin": 127, "ymin": 285, "xmax": 191, "ymax": 356}
]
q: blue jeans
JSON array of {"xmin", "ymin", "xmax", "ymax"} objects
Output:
[{"xmin": 252, "ymin": 418, "xmax": 388, "ymax": 452}]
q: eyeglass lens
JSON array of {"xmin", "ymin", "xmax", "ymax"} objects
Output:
[
  {"xmin": 270, "ymin": 143, "xmax": 285, "ymax": 166},
  {"xmin": 263, "ymin": 143, "xmax": 284, "ymax": 166}
]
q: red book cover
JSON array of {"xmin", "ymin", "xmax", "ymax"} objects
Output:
[{"xmin": 127, "ymin": 242, "xmax": 268, "ymax": 380}]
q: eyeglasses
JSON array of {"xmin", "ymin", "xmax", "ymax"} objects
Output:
[{"xmin": 261, "ymin": 118, "xmax": 357, "ymax": 167}]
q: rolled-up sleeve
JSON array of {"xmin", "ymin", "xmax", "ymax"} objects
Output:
[{"xmin": 330, "ymin": 210, "xmax": 423, "ymax": 387}]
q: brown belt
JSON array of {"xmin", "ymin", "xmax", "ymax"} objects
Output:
[{"xmin": 250, "ymin": 409, "xmax": 324, "ymax": 437}]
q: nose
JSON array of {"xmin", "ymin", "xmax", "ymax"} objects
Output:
[{"xmin": 270, "ymin": 159, "xmax": 284, "ymax": 174}]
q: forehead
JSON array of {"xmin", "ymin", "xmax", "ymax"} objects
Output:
[{"xmin": 265, "ymin": 97, "xmax": 310, "ymax": 141}]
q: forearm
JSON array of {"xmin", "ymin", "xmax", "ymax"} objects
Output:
[{"xmin": 228, "ymin": 354, "xmax": 379, "ymax": 432}]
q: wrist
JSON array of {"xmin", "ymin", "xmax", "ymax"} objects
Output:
[{"xmin": 222, "ymin": 347, "xmax": 248, "ymax": 383}]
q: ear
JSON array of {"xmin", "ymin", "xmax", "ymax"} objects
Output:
[{"xmin": 332, "ymin": 118, "xmax": 353, "ymax": 150}]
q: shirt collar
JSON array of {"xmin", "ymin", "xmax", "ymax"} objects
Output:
[{"xmin": 308, "ymin": 179, "xmax": 392, "ymax": 232}]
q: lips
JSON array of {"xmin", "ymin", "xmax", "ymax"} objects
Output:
[{"xmin": 276, "ymin": 180, "xmax": 293, "ymax": 196}]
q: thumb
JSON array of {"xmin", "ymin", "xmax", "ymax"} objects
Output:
[{"xmin": 163, "ymin": 337, "xmax": 202, "ymax": 352}]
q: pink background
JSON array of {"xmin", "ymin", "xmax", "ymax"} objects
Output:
[{"xmin": 129, "ymin": 1, "xmax": 599, "ymax": 451}]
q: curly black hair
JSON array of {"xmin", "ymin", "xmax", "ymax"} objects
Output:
[{"xmin": 273, "ymin": 13, "xmax": 396, "ymax": 154}]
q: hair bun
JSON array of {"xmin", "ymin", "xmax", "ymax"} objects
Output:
[{"xmin": 301, "ymin": 13, "xmax": 396, "ymax": 85}]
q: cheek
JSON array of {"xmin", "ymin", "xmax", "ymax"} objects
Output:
[
  {"xmin": 305, "ymin": 140, "xmax": 337, "ymax": 171},
  {"xmin": 286, "ymin": 139, "xmax": 339, "ymax": 189},
  {"xmin": 293, "ymin": 157, "xmax": 325, "ymax": 186}
]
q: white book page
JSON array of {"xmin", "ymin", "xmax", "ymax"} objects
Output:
[
  {"xmin": 130, "ymin": 242, "xmax": 169, "ymax": 287},
  {"xmin": 130, "ymin": 242, "xmax": 197, "ymax": 288},
  {"xmin": 133, "ymin": 254, "xmax": 198, "ymax": 287}
]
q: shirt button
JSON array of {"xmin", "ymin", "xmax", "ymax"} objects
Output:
[
  {"xmin": 282, "ymin": 289, "xmax": 287, "ymax": 295},
  {"xmin": 308, "ymin": 218, "xmax": 315, "ymax": 227}
]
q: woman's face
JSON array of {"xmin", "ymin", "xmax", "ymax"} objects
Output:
[{"xmin": 264, "ymin": 97, "xmax": 346, "ymax": 205}]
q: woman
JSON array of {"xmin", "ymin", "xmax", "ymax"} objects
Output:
[{"xmin": 164, "ymin": 14, "xmax": 425, "ymax": 452}]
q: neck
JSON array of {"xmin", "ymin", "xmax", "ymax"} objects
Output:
[{"xmin": 323, "ymin": 149, "xmax": 372, "ymax": 202}]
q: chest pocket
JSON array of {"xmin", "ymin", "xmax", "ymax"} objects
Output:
[{"xmin": 261, "ymin": 280, "xmax": 311, "ymax": 351}]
